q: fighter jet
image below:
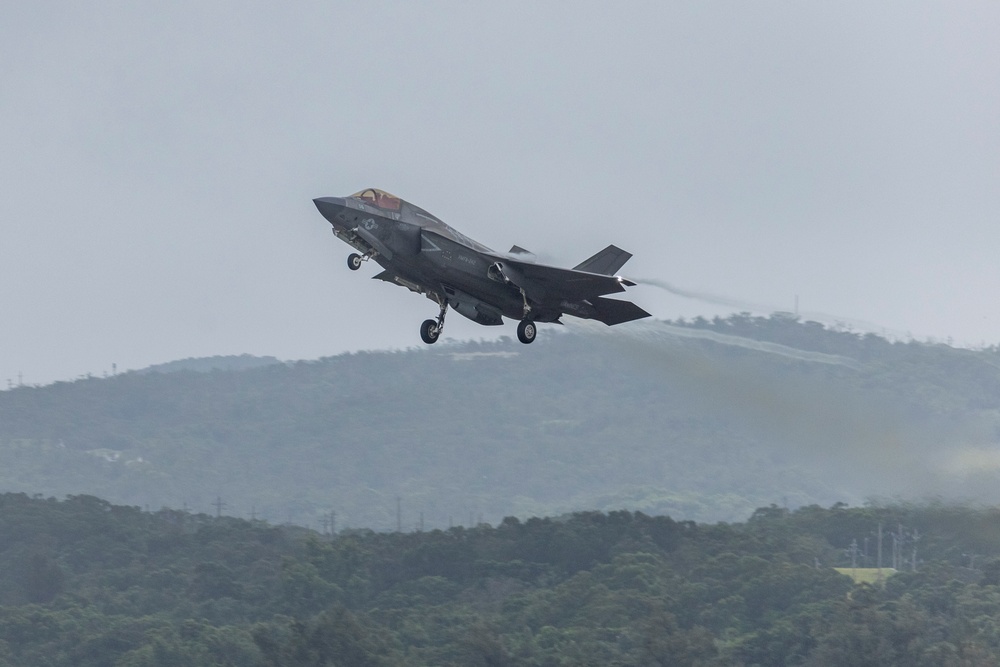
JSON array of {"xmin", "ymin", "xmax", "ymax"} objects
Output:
[{"xmin": 313, "ymin": 188, "xmax": 650, "ymax": 344}]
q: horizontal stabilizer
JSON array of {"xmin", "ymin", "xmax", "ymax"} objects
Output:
[
  {"xmin": 589, "ymin": 296, "xmax": 651, "ymax": 326},
  {"xmin": 573, "ymin": 245, "xmax": 632, "ymax": 276}
]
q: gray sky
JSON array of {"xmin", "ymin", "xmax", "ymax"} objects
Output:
[{"xmin": 3, "ymin": 1, "xmax": 998, "ymax": 386}]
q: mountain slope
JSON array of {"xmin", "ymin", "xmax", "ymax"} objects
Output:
[{"xmin": 2, "ymin": 315, "xmax": 999, "ymax": 528}]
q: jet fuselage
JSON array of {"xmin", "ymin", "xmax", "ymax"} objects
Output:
[{"xmin": 313, "ymin": 188, "xmax": 649, "ymax": 344}]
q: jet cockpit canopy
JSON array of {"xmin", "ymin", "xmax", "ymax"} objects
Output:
[{"xmin": 351, "ymin": 188, "xmax": 401, "ymax": 212}]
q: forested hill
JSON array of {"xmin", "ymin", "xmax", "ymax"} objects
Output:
[
  {"xmin": 5, "ymin": 493, "xmax": 1000, "ymax": 666},
  {"xmin": 2, "ymin": 314, "xmax": 1000, "ymax": 529}
]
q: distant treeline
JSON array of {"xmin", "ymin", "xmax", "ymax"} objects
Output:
[{"xmin": 3, "ymin": 493, "xmax": 1000, "ymax": 665}]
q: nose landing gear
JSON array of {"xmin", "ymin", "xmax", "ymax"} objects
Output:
[{"xmin": 347, "ymin": 250, "xmax": 378, "ymax": 271}]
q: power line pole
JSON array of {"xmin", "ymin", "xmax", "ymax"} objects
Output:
[
  {"xmin": 897, "ymin": 524, "xmax": 905, "ymax": 570},
  {"xmin": 848, "ymin": 539, "xmax": 859, "ymax": 577},
  {"xmin": 877, "ymin": 522, "xmax": 883, "ymax": 581},
  {"xmin": 396, "ymin": 496, "xmax": 402, "ymax": 533},
  {"xmin": 213, "ymin": 496, "xmax": 226, "ymax": 518}
]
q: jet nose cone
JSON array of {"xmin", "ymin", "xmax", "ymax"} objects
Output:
[{"xmin": 313, "ymin": 196, "xmax": 347, "ymax": 222}]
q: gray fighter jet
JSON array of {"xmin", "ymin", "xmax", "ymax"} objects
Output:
[{"xmin": 313, "ymin": 188, "xmax": 650, "ymax": 344}]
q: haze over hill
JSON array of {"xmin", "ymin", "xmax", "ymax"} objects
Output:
[{"xmin": 3, "ymin": 315, "xmax": 999, "ymax": 530}]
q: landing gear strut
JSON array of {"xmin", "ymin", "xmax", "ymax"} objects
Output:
[
  {"xmin": 517, "ymin": 319, "xmax": 537, "ymax": 344},
  {"xmin": 420, "ymin": 301, "xmax": 448, "ymax": 345}
]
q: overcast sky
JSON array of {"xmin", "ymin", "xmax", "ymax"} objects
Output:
[{"xmin": 3, "ymin": 2, "xmax": 998, "ymax": 386}]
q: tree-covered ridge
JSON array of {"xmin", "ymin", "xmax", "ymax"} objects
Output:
[
  {"xmin": 5, "ymin": 494, "xmax": 1000, "ymax": 665},
  {"xmin": 137, "ymin": 354, "xmax": 283, "ymax": 375},
  {"xmin": 2, "ymin": 315, "xmax": 1000, "ymax": 529}
]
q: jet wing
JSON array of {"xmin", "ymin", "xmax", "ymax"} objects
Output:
[
  {"xmin": 488, "ymin": 253, "xmax": 650, "ymax": 325},
  {"xmin": 490, "ymin": 255, "xmax": 628, "ymax": 299}
]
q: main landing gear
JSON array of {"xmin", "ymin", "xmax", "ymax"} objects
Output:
[
  {"xmin": 420, "ymin": 302, "xmax": 448, "ymax": 345},
  {"xmin": 417, "ymin": 303, "xmax": 537, "ymax": 346},
  {"xmin": 515, "ymin": 285, "xmax": 536, "ymax": 344},
  {"xmin": 517, "ymin": 319, "xmax": 537, "ymax": 344}
]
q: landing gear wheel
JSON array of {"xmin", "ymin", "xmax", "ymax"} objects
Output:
[
  {"xmin": 420, "ymin": 319, "xmax": 441, "ymax": 344},
  {"xmin": 517, "ymin": 319, "xmax": 537, "ymax": 344},
  {"xmin": 347, "ymin": 253, "xmax": 363, "ymax": 270}
]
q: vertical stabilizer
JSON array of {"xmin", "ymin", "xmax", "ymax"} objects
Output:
[{"xmin": 573, "ymin": 245, "xmax": 632, "ymax": 275}]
